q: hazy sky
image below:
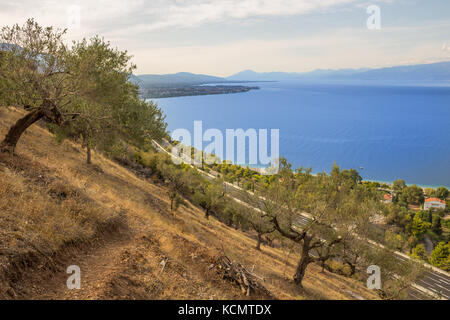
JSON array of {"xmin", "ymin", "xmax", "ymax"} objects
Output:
[{"xmin": 1, "ymin": 0, "xmax": 449, "ymax": 76}]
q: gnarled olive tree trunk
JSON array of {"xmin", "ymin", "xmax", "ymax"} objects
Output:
[
  {"xmin": 0, "ymin": 108, "xmax": 44, "ymax": 154},
  {"xmin": 86, "ymin": 145, "xmax": 92, "ymax": 164},
  {"xmin": 256, "ymin": 233, "xmax": 262, "ymax": 251},
  {"xmin": 293, "ymin": 234, "xmax": 312, "ymax": 286},
  {"xmin": 81, "ymin": 134, "xmax": 92, "ymax": 164},
  {"xmin": 1, "ymin": 100, "xmax": 63, "ymax": 154}
]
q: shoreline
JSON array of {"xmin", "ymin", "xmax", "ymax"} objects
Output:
[
  {"xmin": 238, "ymin": 163, "xmax": 449, "ymax": 189},
  {"xmin": 141, "ymin": 84, "xmax": 259, "ymax": 99},
  {"xmin": 194, "ymin": 161, "xmax": 449, "ymax": 190},
  {"xmin": 361, "ymin": 178, "xmax": 449, "ymax": 191}
]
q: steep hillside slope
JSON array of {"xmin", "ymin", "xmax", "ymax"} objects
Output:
[{"xmin": 0, "ymin": 107, "xmax": 377, "ymax": 300}]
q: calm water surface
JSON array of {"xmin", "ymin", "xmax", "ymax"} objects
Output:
[{"xmin": 153, "ymin": 80, "xmax": 450, "ymax": 187}]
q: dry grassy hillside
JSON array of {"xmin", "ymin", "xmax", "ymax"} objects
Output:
[{"xmin": 0, "ymin": 107, "xmax": 378, "ymax": 300}]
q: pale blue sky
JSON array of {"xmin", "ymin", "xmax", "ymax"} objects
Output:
[{"xmin": 1, "ymin": 0, "xmax": 449, "ymax": 76}]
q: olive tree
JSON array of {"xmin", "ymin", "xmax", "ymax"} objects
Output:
[
  {"xmin": 255, "ymin": 160, "xmax": 378, "ymax": 287},
  {"xmin": 254, "ymin": 161, "xmax": 425, "ymax": 298},
  {"xmin": 0, "ymin": 19, "xmax": 136, "ymax": 155},
  {"xmin": 193, "ymin": 180, "xmax": 225, "ymax": 220},
  {"xmin": 241, "ymin": 195, "xmax": 275, "ymax": 250}
]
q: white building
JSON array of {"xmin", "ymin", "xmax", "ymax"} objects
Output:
[{"xmin": 424, "ymin": 198, "xmax": 446, "ymax": 210}]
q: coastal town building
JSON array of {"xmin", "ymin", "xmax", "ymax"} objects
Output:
[
  {"xmin": 383, "ymin": 194, "xmax": 393, "ymax": 203},
  {"xmin": 423, "ymin": 198, "xmax": 446, "ymax": 210}
]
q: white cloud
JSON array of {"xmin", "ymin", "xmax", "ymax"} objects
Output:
[
  {"xmin": 138, "ymin": 0, "xmax": 359, "ymax": 30},
  {"xmin": 0, "ymin": 0, "xmax": 446, "ymax": 75},
  {"xmin": 133, "ymin": 27, "xmax": 449, "ymax": 75},
  {"xmin": 0, "ymin": 0, "xmax": 362, "ymax": 34}
]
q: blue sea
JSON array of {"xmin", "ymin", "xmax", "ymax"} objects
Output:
[{"xmin": 153, "ymin": 80, "xmax": 450, "ymax": 188}]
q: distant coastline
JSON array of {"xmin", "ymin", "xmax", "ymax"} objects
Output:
[{"xmin": 141, "ymin": 84, "xmax": 259, "ymax": 99}]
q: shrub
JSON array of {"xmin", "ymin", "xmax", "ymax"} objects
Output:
[{"xmin": 430, "ymin": 242, "xmax": 450, "ymax": 271}]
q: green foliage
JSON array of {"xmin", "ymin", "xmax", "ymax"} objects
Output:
[
  {"xmin": 221, "ymin": 202, "xmax": 250, "ymax": 230},
  {"xmin": 168, "ymin": 190, "xmax": 185, "ymax": 214},
  {"xmin": 0, "ymin": 19, "xmax": 167, "ymax": 161},
  {"xmin": 248, "ymin": 159, "xmax": 386, "ymax": 286},
  {"xmin": 431, "ymin": 213, "xmax": 442, "ymax": 235},
  {"xmin": 58, "ymin": 37, "xmax": 166, "ymax": 161},
  {"xmin": 397, "ymin": 185, "xmax": 424, "ymax": 205},
  {"xmin": 342, "ymin": 168, "xmax": 363, "ymax": 185},
  {"xmin": 410, "ymin": 243, "xmax": 428, "ymax": 262},
  {"xmin": 362, "ymin": 181, "xmax": 380, "ymax": 188},
  {"xmin": 442, "ymin": 219, "xmax": 450, "ymax": 229},
  {"xmin": 417, "ymin": 210, "xmax": 432, "ymax": 223},
  {"xmin": 210, "ymin": 162, "xmax": 271, "ymax": 188},
  {"xmin": 361, "ymin": 181, "xmax": 381, "ymax": 196},
  {"xmin": 0, "ymin": 19, "xmax": 69, "ymax": 108},
  {"xmin": 366, "ymin": 246, "xmax": 425, "ymax": 300},
  {"xmin": 393, "ymin": 179, "xmax": 407, "ymax": 193},
  {"xmin": 407, "ymin": 235, "xmax": 419, "ymax": 250},
  {"xmin": 433, "ymin": 186, "xmax": 449, "ymax": 201},
  {"xmin": 330, "ymin": 163, "xmax": 362, "ymax": 189},
  {"xmin": 411, "ymin": 212, "xmax": 432, "ymax": 237},
  {"xmin": 424, "ymin": 188, "xmax": 434, "ymax": 197},
  {"xmin": 430, "ymin": 242, "xmax": 450, "ymax": 271},
  {"xmin": 384, "ymin": 230, "xmax": 404, "ymax": 251},
  {"xmin": 193, "ymin": 181, "xmax": 225, "ymax": 218},
  {"xmin": 384, "ymin": 203, "xmax": 411, "ymax": 231}
]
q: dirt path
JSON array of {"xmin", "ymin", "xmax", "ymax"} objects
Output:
[
  {"xmin": 34, "ymin": 233, "xmax": 135, "ymax": 300},
  {"xmin": 28, "ymin": 222, "xmax": 244, "ymax": 300}
]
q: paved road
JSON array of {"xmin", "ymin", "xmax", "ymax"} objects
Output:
[
  {"xmin": 394, "ymin": 254, "xmax": 450, "ymax": 299},
  {"xmin": 152, "ymin": 140, "xmax": 450, "ymax": 300},
  {"xmin": 423, "ymin": 234, "xmax": 434, "ymax": 255}
]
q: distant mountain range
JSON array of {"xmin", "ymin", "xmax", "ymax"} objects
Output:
[
  {"xmin": 225, "ymin": 68, "xmax": 369, "ymax": 81},
  {"xmin": 2, "ymin": 43, "xmax": 448, "ymax": 85},
  {"xmin": 226, "ymin": 62, "xmax": 450, "ymax": 82},
  {"xmin": 132, "ymin": 61, "xmax": 450, "ymax": 87}
]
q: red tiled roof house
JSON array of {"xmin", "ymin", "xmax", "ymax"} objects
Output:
[
  {"xmin": 383, "ymin": 194, "xmax": 393, "ymax": 203},
  {"xmin": 423, "ymin": 197, "xmax": 446, "ymax": 210}
]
